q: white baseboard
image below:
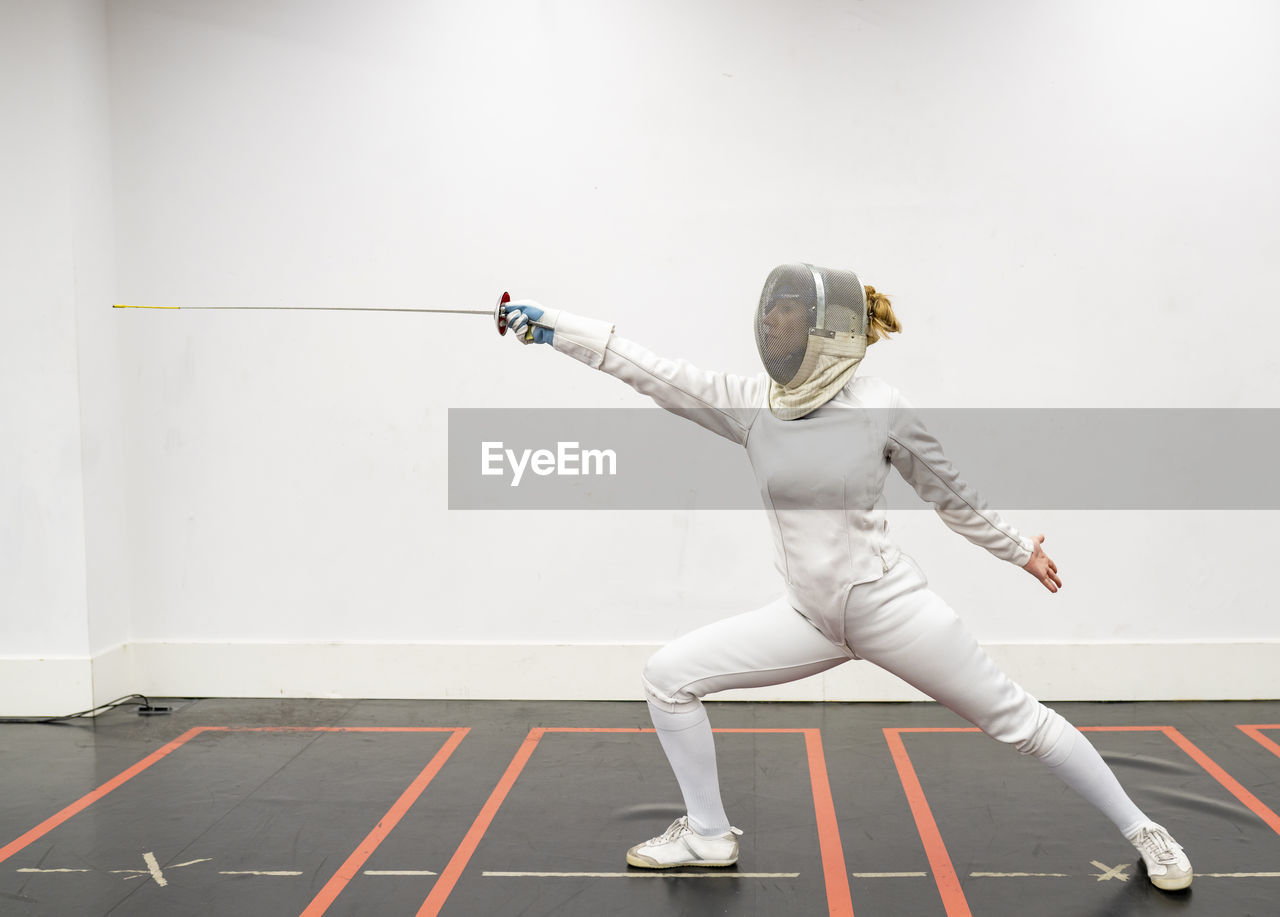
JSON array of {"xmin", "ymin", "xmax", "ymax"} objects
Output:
[
  {"xmin": 0, "ymin": 657, "xmax": 93, "ymax": 717},
  {"xmin": 2, "ymin": 643, "xmax": 1275, "ymax": 714},
  {"xmin": 91, "ymin": 643, "xmax": 136, "ymax": 708},
  {"xmin": 1, "ymin": 641, "xmax": 1263, "ymax": 707}
]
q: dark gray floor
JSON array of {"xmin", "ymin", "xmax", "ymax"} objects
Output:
[{"xmin": 2, "ymin": 698, "xmax": 1279, "ymax": 916}]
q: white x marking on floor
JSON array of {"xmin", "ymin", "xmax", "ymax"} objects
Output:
[
  {"xmin": 1089, "ymin": 860, "xmax": 1130, "ymax": 882},
  {"xmin": 110, "ymin": 854, "xmax": 211, "ymax": 885}
]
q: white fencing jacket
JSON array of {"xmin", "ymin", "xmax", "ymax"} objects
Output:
[{"xmin": 547, "ymin": 310, "xmax": 1034, "ymax": 644}]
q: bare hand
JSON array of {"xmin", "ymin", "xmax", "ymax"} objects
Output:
[{"xmin": 1023, "ymin": 534, "xmax": 1061, "ymax": 593}]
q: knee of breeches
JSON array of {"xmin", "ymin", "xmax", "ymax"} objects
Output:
[
  {"xmin": 1013, "ymin": 704, "xmax": 1070, "ymax": 760},
  {"xmin": 640, "ymin": 648, "xmax": 702, "ymax": 714}
]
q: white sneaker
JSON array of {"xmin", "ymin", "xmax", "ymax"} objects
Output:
[
  {"xmin": 1127, "ymin": 822, "xmax": 1192, "ymax": 890},
  {"xmin": 625, "ymin": 816, "xmax": 743, "ymax": 869}
]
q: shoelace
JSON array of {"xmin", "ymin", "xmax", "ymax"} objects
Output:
[
  {"xmin": 651, "ymin": 817, "xmax": 692, "ymax": 844},
  {"xmin": 1136, "ymin": 827, "xmax": 1180, "ymax": 865},
  {"xmin": 644, "ymin": 816, "xmax": 740, "ymax": 846}
]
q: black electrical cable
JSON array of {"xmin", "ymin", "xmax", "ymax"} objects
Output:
[{"xmin": 0, "ymin": 694, "xmax": 165, "ymax": 724}]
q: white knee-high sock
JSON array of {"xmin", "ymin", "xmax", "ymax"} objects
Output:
[
  {"xmin": 1039, "ymin": 723, "xmax": 1147, "ymax": 837},
  {"xmin": 646, "ymin": 700, "xmax": 731, "ymax": 835}
]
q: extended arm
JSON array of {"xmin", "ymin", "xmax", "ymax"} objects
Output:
[{"xmin": 509, "ymin": 303, "xmax": 767, "ymax": 444}]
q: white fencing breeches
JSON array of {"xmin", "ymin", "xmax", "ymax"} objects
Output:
[
  {"xmin": 640, "ymin": 555, "xmax": 1148, "ymax": 836},
  {"xmin": 642, "ymin": 556, "xmax": 1059, "ymax": 752}
]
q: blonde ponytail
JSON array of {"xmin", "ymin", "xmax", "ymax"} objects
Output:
[{"xmin": 865, "ymin": 285, "xmax": 901, "ymax": 344}]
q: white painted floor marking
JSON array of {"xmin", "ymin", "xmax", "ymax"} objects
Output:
[
  {"xmin": 483, "ymin": 871, "xmax": 800, "ymax": 878},
  {"xmin": 20, "ymin": 861, "xmax": 1280, "ymax": 883},
  {"xmin": 108, "ymin": 853, "xmax": 209, "ymax": 884},
  {"xmin": 1090, "ymin": 861, "xmax": 1130, "ymax": 882},
  {"xmin": 16, "ymin": 868, "xmax": 92, "ymax": 873},
  {"xmin": 142, "ymin": 852, "xmax": 167, "ymax": 887}
]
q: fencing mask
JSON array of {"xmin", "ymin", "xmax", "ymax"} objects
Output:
[{"xmin": 755, "ymin": 263, "xmax": 868, "ymax": 419}]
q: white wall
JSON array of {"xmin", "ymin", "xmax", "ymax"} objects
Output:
[
  {"xmin": 0, "ymin": 0, "xmax": 119, "ymax": 714},
  {"xmin": 3, "ymin": 0, "xmax": 1278, "ymax": 711},
  {"xmin": 74, "ymin": 0, "xmax": 131, "ymax": 693}
]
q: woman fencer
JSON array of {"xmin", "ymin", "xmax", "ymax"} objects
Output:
[{"xmin": 503, "ymin": 263, "xmax": 1192, "ymax": 891}]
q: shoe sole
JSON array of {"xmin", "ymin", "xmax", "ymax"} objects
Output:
[
  {"xmin": 1151, "ymin": 873, "xmax": 1192, "ymax": 891},
  {"xmin": 625, "ymin": 851, "xmax": 737, "ymax": 869}
]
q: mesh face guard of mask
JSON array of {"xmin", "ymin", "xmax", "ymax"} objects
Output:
[{"xmin": 754, "ymin": 263, "xmax": 869, "ymax": 387}]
